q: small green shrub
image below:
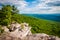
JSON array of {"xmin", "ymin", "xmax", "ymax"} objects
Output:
[{"xmin": 1, "ymin": 19, "xmax": 10, "ymax": 26}]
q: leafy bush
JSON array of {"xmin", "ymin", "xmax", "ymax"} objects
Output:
[
  {"xmin": 0, "ymin": 5, "xmax": 19, "ymax": 26},
  {"xmin": 1, "ymin": 19, "xmax": 10, "ymax": 26}
]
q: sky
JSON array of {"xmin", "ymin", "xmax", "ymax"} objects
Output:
[{"xmin": 0, "ymin": 0, "xmax": 60, "ymax": 14}]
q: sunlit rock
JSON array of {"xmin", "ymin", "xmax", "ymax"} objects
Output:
[
  {"xmin": 2, "ymin": 22, "xmax": 32, "ymax": 39},
  {"xmin": 2, "ymin": 26, "xmax": 9, "ymax": 32}
]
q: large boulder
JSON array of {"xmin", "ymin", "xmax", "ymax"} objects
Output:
[{"xmin": 0, "ymin": 33, "xmax": 60, "ymax": 40}]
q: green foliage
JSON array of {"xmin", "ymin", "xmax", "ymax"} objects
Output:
[
  {"xmin": 12, "ymin": 5, "xmax": 19, "ymax": 15},
  {"xmin": 0, "ymin": 5, "xmax": 60, "ymax": 37},
  {"xmin": 12, "ymin": 14, "xmax": 60, "ymax": 37},
  {"xmin": 1, "ymin": 19, "xmax": 10, "ymax": 26},
  {"xmin": 0, "ymin": 5, "xmax": 19, "ymax": 26},
  {"xmin": 0, "ymin": 5, "xmax": 19, "ymax": 34}
]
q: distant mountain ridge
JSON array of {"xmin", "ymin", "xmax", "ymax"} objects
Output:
[{"xmin": 22, "ymin": 14, "xmax": 60, "ymax": 22}]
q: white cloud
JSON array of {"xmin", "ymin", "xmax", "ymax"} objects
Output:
[
  {"xmin": 17, "ymin": 1, "xmax": 28, "ymax": 10},
  {"xmin": 19, "ymin": 0, "xmax": 60, "ymax": 14},
  {"xmin": 0, "ymin": 0, "xmax": 60, "ymax": 14}
]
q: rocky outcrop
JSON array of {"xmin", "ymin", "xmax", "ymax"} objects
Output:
[
  {"xmin": 24, "ymin": 33, "xmax": 60, "ymax": 40},
  {"xmin": 0, "ymin": 33, "xmax": 21, "ymax": 40},
  {"xmin": 0, "ymin": 33, "xmax": 60, "ymax": 40},
  {"xmin": 1, "ymin": 22, "xmax": 32, "ymax": 39},
  {"xmin": 0, "ymin": 22, "xmax": 60, "ymax": 40}
]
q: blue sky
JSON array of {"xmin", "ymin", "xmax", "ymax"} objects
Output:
[{"xmin": 0, "ymin": 0, "xmax": 60, "ymax": 14}]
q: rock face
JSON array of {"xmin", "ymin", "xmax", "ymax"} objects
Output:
[
  {"xmin": 0, "ymin": 33, "xmax": 21, "ymax": 40},
  {"xmin": 1, "ymin": 22, "xmax": 32, "ymax": 39},
  {"xmin": 23, "ymin": 33, "xmax": 49, "ymax": 40},
  {"xmin": 0, "ymin": 22, "xmax": 60, "ymax": 40},
  {"xmin": 9, "ymin": 22, "xmax": 32, "ymax": 39},
  {"xmin": 23, "ymin": 33, "xmax": 60, "ymax": 40},
  {"xmin": 0, "ymin": 33, "xmax": 60, "ymax": 40}
]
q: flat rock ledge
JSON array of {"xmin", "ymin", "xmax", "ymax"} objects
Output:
[
  {"xmin": 0, "ymin": 33, "xmax": 21, "ymax": 40},
  {"xmin": 23, "ymin": 34, "xmax": 60, "ymax": 40},
  {"xmin": 0, "ymin": 33, "xmax": 60, "ymax": 40}
]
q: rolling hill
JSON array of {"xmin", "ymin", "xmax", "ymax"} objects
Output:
[{"xmin": 12, "ymin": 14, "xmax": 60, "ymax": 37}]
